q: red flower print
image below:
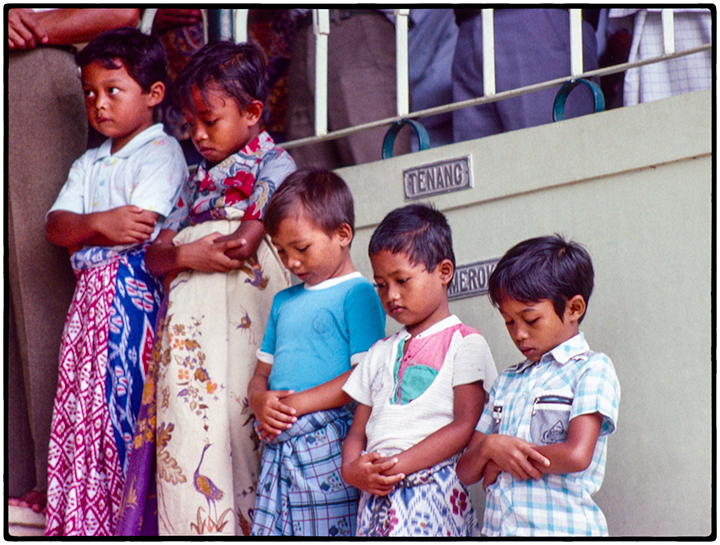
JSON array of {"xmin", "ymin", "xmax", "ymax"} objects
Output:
[
  {"xmin": 450, "ymin": 488, "xmax": 468, "ymax": 515},
  {"xmin": 198, "ymin": 172, "xmax": 216, "ymax": 192},
  {"xmin": 246, "ymin": 136, "xmax": 261, "ymax": 153}
]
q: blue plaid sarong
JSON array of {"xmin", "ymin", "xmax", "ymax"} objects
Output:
[{"xmin": 251, "ymin": 406, "xmax": 358, "ymax": 536}]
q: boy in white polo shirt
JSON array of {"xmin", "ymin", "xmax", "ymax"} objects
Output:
[{"xmin": 44, "ymin": 28, "xmax": 186, "ymax": 536}]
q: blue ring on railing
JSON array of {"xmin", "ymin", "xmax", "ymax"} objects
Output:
[
  {"xmin": 382, "ymin": 119, "xmax": 430, "ymax": 159},
  {"xmin": 552, "ymin": 78, "xmax": 605, "ymax": 122}
]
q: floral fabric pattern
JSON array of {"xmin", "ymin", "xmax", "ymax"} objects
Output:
[
  {"xmin": 162, "ymin": 132, "xmax": 295, "ymax": 233},
  {"xmin": 356, "ymin": 455, "xmax": 479, "ymax": 537}
]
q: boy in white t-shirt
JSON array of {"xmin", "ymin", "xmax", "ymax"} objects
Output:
[{"xmin": 342, "ymin": 203, "xmax": 498, "ymax": 537}]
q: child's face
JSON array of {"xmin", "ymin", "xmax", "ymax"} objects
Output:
[
  {"xmin": 497, "ymin": 296, "xmax": 582, "ymax": 362},
  {"xmin": 185, "ymin": 85, "xmax": 261, "ymax": 165},
  {"xmin": 370, "ymin": 250, "xmax": 452, "ymax": 337},
  {"xmin": 271, "ymin": 210, "xmax": 354, "ymax": 287},
  {"xmin": 81, "ymin": 59, "xmax": 161, "ymax": 154}
]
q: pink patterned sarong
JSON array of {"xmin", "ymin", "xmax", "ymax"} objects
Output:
[{"xmin": 46, "ymin": 247, "xmax": 161, "ymax": 536}]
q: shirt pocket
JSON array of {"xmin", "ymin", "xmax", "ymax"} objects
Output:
[{"xmin": 530, "ymin": 391, "xmax": 573, "ymax": 446}]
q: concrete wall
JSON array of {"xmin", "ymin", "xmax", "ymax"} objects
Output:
[{"xmin": 337, "ymin": 89, "xmax": 713, "ymax": 537}]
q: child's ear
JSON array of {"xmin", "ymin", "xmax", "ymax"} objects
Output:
[
  {"xmin": 437, "ymin": 258, "xmax": 455, "ymax": 286},
  {"xmin": 565, "ymin": 294, "xmax": 587, "ymax": 323},
  {"xmin": 335, "ymin": 222, "xmax": 353, "ymax": 248},
  {"xmin": 244, "ymin": 100, "xmax": 264, "ymax": 127},
  {"xmin": 146, "ymin": 81, "xmax": 165, "ymax": 108}
]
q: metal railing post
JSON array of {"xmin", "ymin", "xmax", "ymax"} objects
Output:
[
  {"xmin": 234, "ymin": 9, "xmax": 248, "ymax": 43},
  {"xmin": 314, "ymin": 9, "xmax": 330, "ymax": 137},
  {"xmin": 395, "ymin": 9, "xmax": 410, "ymax": 117},
  {"xmin": 569, "ymin": 8, "xmax": 583, "ymax": 76},
  {"xmin": 481, "ymin": 9, "xmax": 496, "ymax": 96},
  {"xmin": 662, "ymin": 9, "xmax": 676, "ymax": 54}
]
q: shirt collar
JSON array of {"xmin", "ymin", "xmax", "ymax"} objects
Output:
[
  {"xmin": 197, "ymin": 131, "xmax": 274, "ymax": 176},
  {"xmin": 514, "ymin": 332, "xmax": 589, "ymax": 372},
  {"xmin": 94, "ymin": 123, "xmax": 166, "ymax": 161},
  {"xmin": 305, "ymin": 271, "xmax": 362, "ymax": 291},
  {"xmin": 399, "ymin": 315, "xmax": 461, "ymax": 340}
]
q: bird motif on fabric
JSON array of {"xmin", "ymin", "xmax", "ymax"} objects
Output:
[{"xmin": 194, "ymin": 442, "xmax": 225, "ymax": 521}]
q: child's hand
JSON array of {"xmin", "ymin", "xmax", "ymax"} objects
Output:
[
  {"xmin": 249, "ymin": 388, "xmax": 297, "ymax": 439},
  {"xmin": 343, "ymin": 451, "xmax": 405, "ymax": 496},
  {"xmin": 482, "ymin": 459, "xmax": 503, "ymax": 491},
  {"xmin": 213, "ymin": 233, "xmax": 251, "ymax": 261},
  {"xmin": 94, "ymin": 205, "xmax": 157, "ymax": 245},
  {"xmin": 177, "ymin": 232, "xmax": 244, "ymax": 272},
  {"xmin": 214, "ymin": 219, "xmax": 264, "ymax": 261},
  {"xmin": 482, "ymin": 434, "xmax": 550, "ymax": 481}
]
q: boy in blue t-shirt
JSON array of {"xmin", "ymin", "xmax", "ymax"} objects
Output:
[
  {"xmin": 457, "ymin": 235, "xmax": 621, "ymax": 537},
  {"xmin": 248, "ymin": 168, "xmax": 386, "ymax": 537}
]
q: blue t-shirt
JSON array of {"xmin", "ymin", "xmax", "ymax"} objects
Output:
[{"xmin": 259, "ymin": 272, "xmax": 386, "ymax": 392}]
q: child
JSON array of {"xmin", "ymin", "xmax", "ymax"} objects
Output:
[
  {"xmin": 456, "ymin": 235, "xmax": 621, "ymax": 537},
  {"xmin": 125, "ymin": 41, "xmax": 296, "ymax": 536},
  {"xmin": 248, "ymin": 169, "xmax": 386, "ymax": 537},
  {"xmin": 44, "ymin": 28, "xmax": 188, "ymax": 536},
  {"xmin": 341, "ymin": 203, "xmax": 497, "ymax": 537}
]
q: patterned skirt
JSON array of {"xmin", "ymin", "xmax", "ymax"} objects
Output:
[
  {"xmin": 45, "ymin": 246, "xmax": 162, "ymax": 536},
  {"xmin": 252, "ymin": 406, "xmax": 359, "ymax": 537},
  {"xmin": 122, "ymin": 217, "xmax": 289, "ymax": 536},
  {"xmin": 356, "ymin": 455, "xmax": 479, "ymax": 537}
]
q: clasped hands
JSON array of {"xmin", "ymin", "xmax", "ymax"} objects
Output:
[{"xmin": 477, "ymin": 434, "xmax": 551, "ymax": 491}]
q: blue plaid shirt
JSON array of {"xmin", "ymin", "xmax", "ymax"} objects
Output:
[{"xmin": 476, "ymin": 333, "xmax": 620, "ymax": 536}]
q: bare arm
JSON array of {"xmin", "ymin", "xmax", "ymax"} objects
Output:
[
  {"xmin": 457, "ymin": 413, "xmax": 601, "ymax": 486},
  {"xmin": 382, "ymin": 381, "xmax": 485, "ymax": 478},
  {"xmin": 213, "ymin": 219, "xmax": 265, "ymax": 261},
  {"xmin": 247, "ymin": 361, "xmax": 297, "ymax": 437},
  {"xmin": 144, "ymin": 228, "xmax": 244, "ymax": 277},
  {"xmin": 34, "ymin": 9, "xmax": 140, "ymax": 45},
  {"xmin": 46, "ymin": 207, "xmax": 158, "ymax": 249},
  {"xmin": 530, "ymin": 412, "xmax": 603, "ymax": 475},
  {"xmin": 282, "ymin": 369, "xmax": 355, "ymax": 417},
  {"xmin": 341, "ymin": 403, "xmax": 404, "ymax": 496}
]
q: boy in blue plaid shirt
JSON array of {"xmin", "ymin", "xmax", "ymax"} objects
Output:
[{"xmin": 457, "ymin": 235, "xmax": 620, "ymax": 536}]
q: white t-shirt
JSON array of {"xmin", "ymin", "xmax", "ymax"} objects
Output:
[{"xmin": 343, "ymin": 315, "xmax": 497, "ymax": 455}]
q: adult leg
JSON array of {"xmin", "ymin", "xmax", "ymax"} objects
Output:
[
  {"xmin": 451, "ymin": 15, "xmax": 504, "ymax": 142},
  {"xmin": 7, "ymin": 47, "xmax": 86, "ymax": 501}
]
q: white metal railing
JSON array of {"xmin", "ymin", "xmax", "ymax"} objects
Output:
[{"xmin": 202, "ymin": 8, "xmax": 711, "ymax": 152}]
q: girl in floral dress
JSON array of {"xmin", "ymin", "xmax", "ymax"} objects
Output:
[{"xmin": 116, "ymin": 41, "xmax": 295, "ymax": 536}]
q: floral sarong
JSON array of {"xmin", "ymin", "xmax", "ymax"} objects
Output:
[
  {"xmin": 251, "ymin": 405, "xmax": 358, "ymax": 537},
  {"xmin": 133, "ymin": 213, "xmax": 289, "ymax": 536},
  {"xmin": 46, "ymin": 246, "xmax": 162, "ymax": 536},
  {"xmin": 356, "ymin": 455, "xmax": 479, "ymax": 537}
]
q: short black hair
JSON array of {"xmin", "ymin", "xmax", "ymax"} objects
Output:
[
  {"xmin": 174, "ymin": 41, "xmax": 268, "ymax": 113},
  {"xmin": 368, "ymin": 203, "xmax": 455, "ymax": 271},
  {"xmin": 264, "ymin": 168, "xmax": 355, "ymax": 239},
  {"xmin": 488, "ymin": 234, "xmax": 594, "ymax": 323},
  {"xmin": 75, "ymin": 27, "xmax": 168, "ymax": 92}
]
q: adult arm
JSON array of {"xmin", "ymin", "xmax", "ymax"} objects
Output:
[{"xmin": 34, "ymin": 9, "xmax": 140, "ymax": 45}]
